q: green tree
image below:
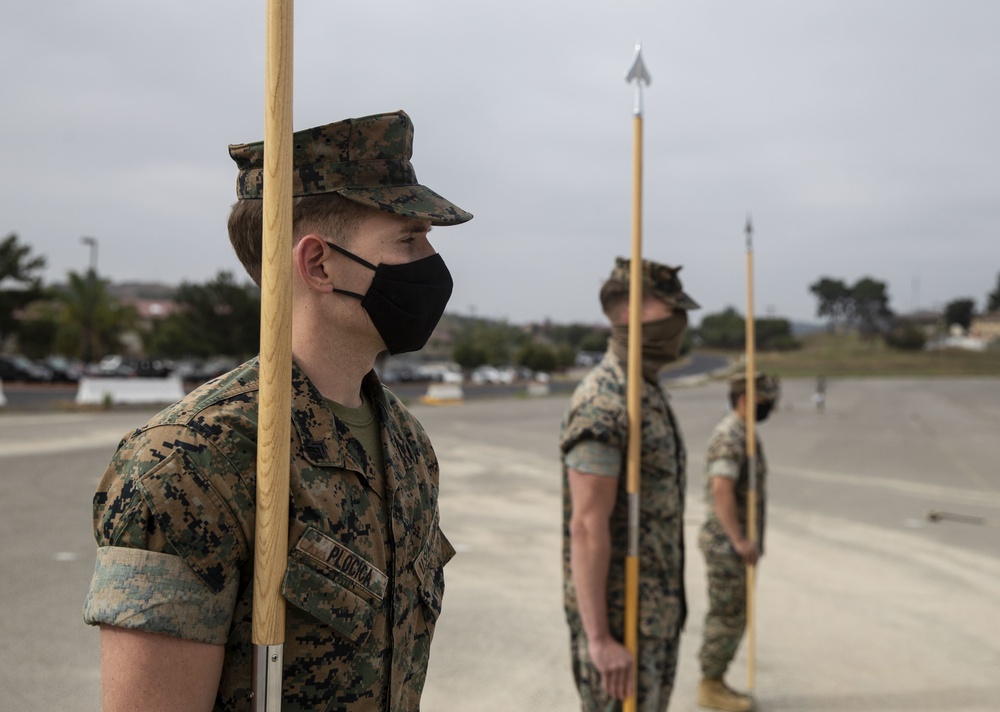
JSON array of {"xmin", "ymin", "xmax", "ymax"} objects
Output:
[
  {"xmin": 578, "ymin": 329, "xmax": 609, "ymax": 352},
  {"xmin": 553, "ymin": 342, "xmax": 577, "ymax": 369},
  {"xmin": 944, "ymin": 298, "xmax": 975, "ymax": 331},
  {"xmin": 809, "ymin": 277, "xmax": 851, "ymax": 331},
  {"xmin": 850, "ymin": 277, "xmax": 893, "ymax": 338},
  {"xmin": 884, "ymin": 319, "xmax": 927, "ymax": 351},
  {"xmin": 987, "ymin": 272, "xmax": 1000, "ymax": 312},
  {"xmin": 545, "ymin": 323, "xmax": 591, "ymax": 350},
  {"xmin": 697, "ymin": 307, "xmax": 745, "ymax": 349},
  {"xmin": 450, "ymin": 318, "xmax": 528, "ymax": 367},
  {"xmin": 452, "ymin": 341, "xmax": 490, "ymax": 370},
  {"xmin": 16, "ymin": 300, "xmax": 61, "ymax": 358},
  {"xmin": 516, "ymin": 342, "xmax": 557, "ymax": 373},
  {"xmin": 756, "ymin": 317, "xmax": 801, "ymax": 351},
  {"xmin": 146, "ymin": 272, "xmax": 261, "ymax": 359},
  {"xmin": 696, "ymin": 309, "xmax": 800, "ymax": 351},
  {"xmin": 0, "ymin": 233, "xmax": 47, "ymax": 345},
  {"xmin": 54, "ymin": 271, "xmax": 138, "ymax": 361}
]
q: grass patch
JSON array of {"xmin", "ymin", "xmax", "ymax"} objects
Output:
[{"xmin": 716, "ymin": 333, "xmax": 1000, "ymax": 378}]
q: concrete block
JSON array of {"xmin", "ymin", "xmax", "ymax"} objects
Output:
[
  {"xmin": 420, "ymin": 383, "xmax": 464, "ymax": 405},
  {"xmin": 76, "ymin": 376, "xmax": 186, "ymax": 406},
  {"xmin": 526, "ymin": 381, "xmax": 550, "ymax": 397}
]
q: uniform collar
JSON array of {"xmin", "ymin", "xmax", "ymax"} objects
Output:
[
  {"xmin": 289, "ymin": 363, "xmax": 390, "ymax": 475},
  {"xmin": 602, "ymin": 347, "xmax": 670, "ymax": 399}
]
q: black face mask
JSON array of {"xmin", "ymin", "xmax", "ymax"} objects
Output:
[
  {"xmin": 326, "ymin": 241, "xmax": 453, "ymax": 355},
  {"xmin": 755, "ymin": 401, "xmax": 774, "ymax": 423}
]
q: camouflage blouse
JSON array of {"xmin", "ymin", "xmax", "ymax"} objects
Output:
[
  {"xmin": 559, "ymin": 350, "xmax": 687, "ymax": 641},
  {"xmin": 701, "ymin": 410, "xmax": 767, "ymax": 556},
  {"xmin": 84, "ymin": 359, "xmax": 454, "ymax": 712}
]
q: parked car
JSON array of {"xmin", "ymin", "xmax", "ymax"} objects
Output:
[
  {"xmin": 417, "ymin": 363, "xmax": 464, "ymax": 384},
  {"xmin": 184, "ymin": 357, "xmax": 239, "ymax": 384},
  {"xmin": 135, "ymin": 359, "xmax": 173, "ymax": 378},
  {"xmin": 0, "ymin": 355, "xmax": 53, "ymax": 382},
  {"xmin": 96, "ymin": 354, "xmax": 137, "ymax": 378},
  {"xmin": 42, "ymin": 355, "xmax": 84, "ymax": 382},
  {"xmin": 470, "ymin": 365, "xmax": 515, "ymax": 385}
]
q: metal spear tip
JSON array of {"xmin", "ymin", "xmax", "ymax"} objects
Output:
[
  {"xmin": 624, "ymin": 43, "xmax": 651, "ymax": 86},
  {"xmin": 745, "ymin": 213, "xmax": 754, "ymax": 235}
]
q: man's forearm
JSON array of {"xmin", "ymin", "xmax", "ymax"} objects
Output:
[
  {"xmin": 711, "ymin": 478, "xmax": 748, "ymax": 547},
  {"xmin": 570, "ymin": 517, "xmax": 614, "ymax": 644}
]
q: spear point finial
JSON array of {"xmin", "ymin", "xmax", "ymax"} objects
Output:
[
  {"xmin": 625, "ymin": 43, "xmax": 651, "ymax": 86},
  {"xmin": 625, "ymin": 43, "xmax": 651, "ymax": 116}
]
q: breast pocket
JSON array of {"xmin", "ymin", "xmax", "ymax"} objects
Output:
[
  {"xmin": 282, "ymin": 527, "xmax": 388, "ymax": 644},
  {"xmin": 411, "ymin": 527, "xmax": 456, "ymax": 627}
]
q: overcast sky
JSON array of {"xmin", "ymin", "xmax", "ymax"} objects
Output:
[{"xmin": 3, "ymin": 1, "xmax": 998, "ymax": 326}]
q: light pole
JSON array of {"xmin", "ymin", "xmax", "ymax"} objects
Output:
[
  {"xmin": 81, "ymin": 236, "xmax": 98, "ymax": 275},
  {"xmin": 80, "ymin": 236, "xmax": 98, "ymax": 365}
]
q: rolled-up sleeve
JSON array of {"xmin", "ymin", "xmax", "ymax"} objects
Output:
[
  {"xmin": 564, "ymin": 440, "xmax": 621, "ymax": 478},
  {"xmin": 84, "ymin": 546, "xmax": 238, "ymax": 645},
  {"xmin": 707, "ymin": 457, "xmax": 739, "ymax": 480},
  {"xmin": 85, "ymin": 423, "xmax": 248, "ymax": 645}
]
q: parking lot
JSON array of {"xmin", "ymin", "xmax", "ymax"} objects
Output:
[{"xmin": 1, "ymin": 376, "xmax": 998, "ymax": 711}]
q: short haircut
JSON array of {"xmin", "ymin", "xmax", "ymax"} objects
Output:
[
  {"xmin": 599, "ymin": 279, "xmax": 630, "ymax": 320},
  {"xmin": 227, "ymin": 193, "xmax": 372, "ymax": 286}
]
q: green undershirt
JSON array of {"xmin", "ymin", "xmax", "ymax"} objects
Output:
[{"xmin": 326, "ymin": 391, "xmax": 386, "ymax": 493}]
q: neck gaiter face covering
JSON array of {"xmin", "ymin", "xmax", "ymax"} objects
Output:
[
  {"xmin": 326, "ymin": 241, "xmax": 453, "ymax": 355},
  {"xmin": 610, "ymin": 312, "xmax": 688, "ymax": 383}
]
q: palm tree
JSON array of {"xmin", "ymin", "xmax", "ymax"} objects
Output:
[{"xmin": 55, "ymin": 270, "xmax": 137, "ymax": 363}]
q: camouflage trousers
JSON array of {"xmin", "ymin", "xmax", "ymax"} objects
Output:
[
  {"xmin": 698, "ymin": 528, "xmax": 747, "ymax": 679},
  {"xmin": 569, "ymin": 627, "xmax": 679, "ymax": 712}
]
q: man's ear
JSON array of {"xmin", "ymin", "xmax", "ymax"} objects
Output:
[{"xmin": 294, "ymin": 234, "xmax": 334, "ymax": 293}]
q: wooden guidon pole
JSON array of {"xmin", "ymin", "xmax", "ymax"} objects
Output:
[
  {"xmin": 252, "ymin": 0, "xmax": 294, "ymax": 710},
  {"xmin": 743, "ymin": 215, "xmax": 758, "ymax": 692},
  {"xmin": 623, "ymin": 43, "xmax": 650, "ymax": 712}
]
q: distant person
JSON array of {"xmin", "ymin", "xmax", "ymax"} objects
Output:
[
  {"xmin": 697, "ymin": 373, "xmax": 780, "ymax": 712},
  {"xmin": 560, "ymin": 257, "xmax": 700, "ymax": 712},
  {"xmin": 812, "ymin": 374, "xmax": 826, "ymax": 412},
  {"xmin": 83, "ymin": 110, "xmax": 472, "ymax": 711}
]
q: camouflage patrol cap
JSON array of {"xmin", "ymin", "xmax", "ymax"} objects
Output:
[
  {"xmin": 607, "ymin": 257, "xmax": 700, "ymax": 310},
  {"xmin": 228, "ymin": 110, "xmax": 473, "ymax": 226},
  {"xmin": 729, "ymin": 372, "xmax": 780, "ymax": 401}
]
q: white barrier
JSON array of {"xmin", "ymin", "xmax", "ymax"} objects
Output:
[
  {"xmin": 76, "ymin": 376, "xmax": 186, "ymax": 406},
  {"xmin": 526, "ymin": 381, "xmax": 550, "ymax": 397},
  {"xmin": 419, "ymin": 383, "xmax": 464, "ymax": 405}
]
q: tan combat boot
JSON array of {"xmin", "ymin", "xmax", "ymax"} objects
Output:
[{"xmin": 697, "ymin": 678, "xmax": 753, "ymax": 712}]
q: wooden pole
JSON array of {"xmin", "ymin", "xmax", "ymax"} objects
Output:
[
  {"xmin": 623, "ymin": 44, "xmax": 650, "ymax": 712},
  {"xmin": 252, "ymin": 0, "xmax": 293, "ymax": 709},
  {"xmin": 744, "ymin": 216, "xmax": 758, "ymax": 693}
]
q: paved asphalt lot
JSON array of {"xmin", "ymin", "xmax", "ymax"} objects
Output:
[{"xmin": 1, "ymin": 376, "xmax": 998, "ymax": 711}]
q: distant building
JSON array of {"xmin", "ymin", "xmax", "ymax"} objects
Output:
[
  {"xmin": 969, "ymin": 312, "xmax": 1000, "ymax": 345},
  {"xmin": 119, "ymin": 298, "xmax": 178, "ymax": 321},
  {"xmin": 901, "ymin": 310, "xmax": 945, "ymax": 339}
]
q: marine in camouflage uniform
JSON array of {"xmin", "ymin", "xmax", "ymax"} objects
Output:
[
  {"xmin": 560, "ymin": 258, "xmax": 699, "ymax": 712},
  {"xmin": 86, "ymin": 361, "xmax": 452, "ymax": 710},
  {"xmin": 697, "ymin": 374, "xmax": 779, "ymax": 712},
  {"xmin": 84, "ymin": 111, "xmax": 472, "ymax": 712}
]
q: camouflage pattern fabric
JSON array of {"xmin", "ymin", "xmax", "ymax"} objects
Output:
[
  {"xmin": 560, "ymin": 350, "xmax": 687, "ymax": 711},
  {"xmin": 606, "ymin": 258, "xmax": 700, "ymax": 311},
  {"xmin": 84, "ymin": 359, "xmax": 455, "ymax": 712},
  {"xmin": 571, "ymin": 627, "xmax": 679, "ymax": 712},
  {"xmin": 228, "ymin": 110, "xmax": 473, "ymax": 226},
  {"xmin": 698, "ymin": 410, "xmax": 767, "ymax": 679},
  {"xmin": 697, "ymin": 530, "xmax": 747, "ymax": 680}
]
